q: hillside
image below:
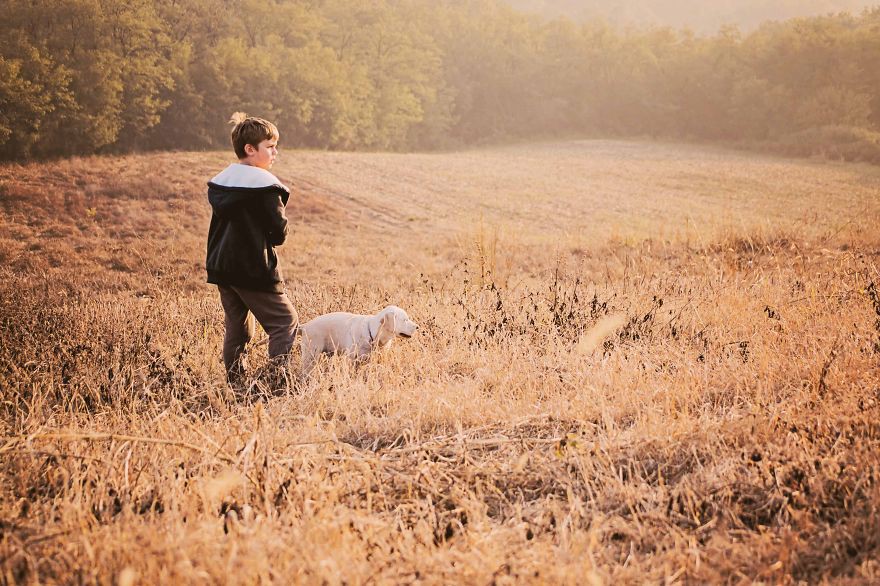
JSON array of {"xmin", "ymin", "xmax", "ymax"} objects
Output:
[
  {"xmin": 4, "ymin": 140, "xmax": 878, "ymax": 293},
  {"xmin": 2, "ymin": 141, "xmax": 880, "ymax": 583}
]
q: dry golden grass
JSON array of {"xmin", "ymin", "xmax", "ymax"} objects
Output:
[{"xmin": 2, "ymin": 140, "xmax": 880, "ymax": 584}]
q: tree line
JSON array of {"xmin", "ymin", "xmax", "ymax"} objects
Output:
[{"xmin": 2, "ymin": 0, "xmax": 879, "ymax": 161}]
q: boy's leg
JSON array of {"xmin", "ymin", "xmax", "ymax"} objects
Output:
[
  {"xmin": 218, "ymin": 285, "xmax": 256, "ymax": 382},
  {"xmin": 230, "ymin": 286, "xmax": 298, "ymax": 359}
]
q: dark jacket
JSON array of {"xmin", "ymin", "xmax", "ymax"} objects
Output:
[{"xmin": 206, "ymin": 163, "xmax": 291, "ymax": 292}]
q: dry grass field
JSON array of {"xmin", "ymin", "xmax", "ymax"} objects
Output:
[{"xmin": 1, "ymin": 140, "xmax": 880, "ymax": 584}]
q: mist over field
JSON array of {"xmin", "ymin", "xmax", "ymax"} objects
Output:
[{"xmin": 508, "ymin": 0, "xmax": 880, "ymax": 32}]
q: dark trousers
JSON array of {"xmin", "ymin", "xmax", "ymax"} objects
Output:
[{"xmin": 217, "ymin": 285, "xmax": 298, "ymax": 381}]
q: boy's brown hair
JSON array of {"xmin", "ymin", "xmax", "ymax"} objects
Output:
[{"xmin": 229, "ymin": 112, "xmax": 279, "ymax": 159}]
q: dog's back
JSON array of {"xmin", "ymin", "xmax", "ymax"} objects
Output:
[{"xmin": 299, "ymin": 312, "xmax": 366, "ymax": 354}]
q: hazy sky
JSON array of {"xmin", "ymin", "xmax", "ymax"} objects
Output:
[{"xmin": 506, "ymin": 0, "xmax": 879, "ymax": 32}]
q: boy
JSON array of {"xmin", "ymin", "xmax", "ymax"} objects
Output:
[{"xmin": 206, "ymin": 113, "xmax": 298, "ymax": 385}]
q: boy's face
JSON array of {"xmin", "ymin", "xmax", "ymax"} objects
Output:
[{"xmin": 242, "ymin": 138, "xmax": 278, "ymax": 170}]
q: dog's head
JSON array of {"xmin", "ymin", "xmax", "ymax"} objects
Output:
[{"xmin": 375, "ymin": 306, "xmax": 418, "ymax": 344}]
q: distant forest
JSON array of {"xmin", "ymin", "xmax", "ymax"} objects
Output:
[{"xmin": 2, "ymin": 0, "xmax": 880, "ymax": 161}]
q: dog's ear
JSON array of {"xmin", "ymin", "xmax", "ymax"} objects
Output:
[{"xmin": 374, "ymin": 314, "xmax": 396, "ymax": 345}]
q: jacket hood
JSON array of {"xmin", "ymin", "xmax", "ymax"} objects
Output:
[
  {"xmin": 208, "ymin": 163, "xmax": 290, "ymax": 215},
  {"xmin": 210, "ymin": 163, "xmax": 286, "ymax": 189}
]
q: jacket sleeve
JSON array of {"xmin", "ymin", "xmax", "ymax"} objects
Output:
[{"xmin": 262, "ymin": 191, "xmax": 289, "ymax": 246}]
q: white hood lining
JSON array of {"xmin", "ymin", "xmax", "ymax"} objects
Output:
[{"xmin": 210, "ymin": 163, "xmax": 284, "ymax": 188}]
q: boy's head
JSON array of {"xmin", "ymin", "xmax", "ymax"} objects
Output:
[{"xmin": 229, "ymin": 112, "xmax": 279, "ymax": 169}]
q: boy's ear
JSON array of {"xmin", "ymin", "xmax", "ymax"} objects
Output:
[{"xmin": 244, "ymin": 143, "xmax": 256, "ymax": 156}]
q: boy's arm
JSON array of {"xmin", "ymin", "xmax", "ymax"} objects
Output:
[{"xmin": 262, "ymin": 192, "xmax": 289, "ymax": 246}]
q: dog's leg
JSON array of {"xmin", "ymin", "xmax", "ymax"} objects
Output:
[{"xmin": 299, "ymin": 337, "xmax": 318, "ymax": 381}]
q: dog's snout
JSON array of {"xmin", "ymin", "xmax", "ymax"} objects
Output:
[{"xmin": 398, "ymin": 319, "xmax": 418, "ymax": 338}]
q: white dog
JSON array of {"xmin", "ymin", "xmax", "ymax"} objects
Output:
[{"xmin": 298, "ymin": 305, "xmax": 418, "ymax": 374}]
